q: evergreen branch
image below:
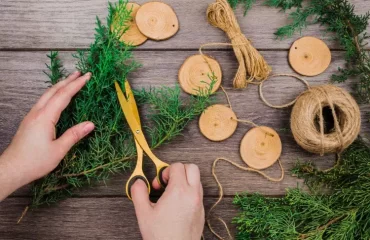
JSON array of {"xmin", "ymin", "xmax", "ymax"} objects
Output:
[
  {"xmin": 298, "ymin": 215, "xmax": 346, "ymax": 239},
  {"xmin": 263, "ymin": 0, "xmax": 303, "ymax": 10},
  {"xmin": 59, "ymin": 157, "xmax": 131, "ymax": 178},
  {"xmin": 43, "ymin": 51, "xmax": 66, "ymax": 85},
  {"xmin": 268, "ymin": 0, "xmax": 370, "ymax": 103},
  {"xmin": 228, "ymin": 0, "xmax": 256, "ymax": 15},
  {"xmin": 31, "ymin": 1, "xmax": 215, "ymax": 207},
  {"xmin": 233, "ymin": 140, "xmax": 370, "ymax": 239}
]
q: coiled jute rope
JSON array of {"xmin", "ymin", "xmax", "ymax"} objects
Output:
[
  {"xmin": 205, "ymin": 0, "xmax": 271, "ymax": 89},
  {"xmin": 259, "ymin": 75, "xmax": 361, "ymax": 156}
]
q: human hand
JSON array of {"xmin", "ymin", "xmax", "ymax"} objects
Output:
[
  {"xmin": 0, "ymin": 72, "xmax": 94, "ymax": 200},
  {"xmin": 131, "ymin": 163, "xmax": 205, "ymax": 240}
]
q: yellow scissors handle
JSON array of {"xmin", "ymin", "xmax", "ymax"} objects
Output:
[
  {"xmin": 152, "ymin": 155, "xmax": 169, "ymax": 188},
  {"xmin": 125, "ymin": 140, "xmax": 150, "ymax": 200},
  {"xmin": 132, "ymin": 129, "xmax": 169, "ymax": 188}
]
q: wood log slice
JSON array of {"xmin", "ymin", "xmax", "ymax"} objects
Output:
[
  {"xmin": 289, "ymin": 36, "xmax": 331, "ymax": 76},
  {"xmin": 135, "ymin": 2, "xmax": 179, "ymax": 41},
  {"xmin": 240, "ymin": 126, "xmax": 282, "ymax": 170},
  {"xmin": 179, "ymin": 54, "xmax": 222, "ymax": 95},
  {"xmin": 199, "ymin": 104, "xmax": 237, "ymax": 142},
  {"xmin": 111, "ymin": 2, "xmax": 148, "ymax": 46}
]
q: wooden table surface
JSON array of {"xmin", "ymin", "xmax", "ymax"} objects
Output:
[{"xmin": 1, "ymin": 0, "xmax": 369, "ymax": 239}]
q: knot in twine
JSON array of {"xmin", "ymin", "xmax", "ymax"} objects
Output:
[
  {"xmin": 207, "ymin": 0, "xmax": 272, "ymax": 89},
  {"xmin": 291, "ymin": 85, "xmax": 361, "ymax": 156}
]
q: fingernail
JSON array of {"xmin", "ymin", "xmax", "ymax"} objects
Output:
[
  {"xmin": 83, "ymin": 122, "xmax": 95, "ymax": 134},
  {"xmin": 74, "ymin": 71, "xmax": 80, "ymax": 75},
  {"xmin": 85, "ymin": 72, "xmax": 92, "ymax": 77}
]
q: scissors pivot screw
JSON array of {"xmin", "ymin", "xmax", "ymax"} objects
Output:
[{"xmin": 136, "ymin": 130, "xmax": 141, "ymax": 134}]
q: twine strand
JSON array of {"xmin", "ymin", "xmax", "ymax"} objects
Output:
[
  {"xmin": 17, "ymin": 206, "xmax": 29, "ymax": 224},
  {"xmin": 259, "ymin": 74, "xmax": 310, "ymax": 109},
  {"xmin": 220, "ymin": 85, "xmax": 233, "ymax": 110},
  {"xmin": 220, "ymin": 84, "xmax": 275, "ymax": 137},
  {"xmin": 207, "ymin": 158, "xmax": 284, "ymax": 240},
  {"xmin": 206, "ymin": 0, "xmax": 272, "ymax": 88}
]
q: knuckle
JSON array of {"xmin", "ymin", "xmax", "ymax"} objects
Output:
[
  {"xmin": 70, "ymin": 127, "xmax": 81, "ymax": 143},
  {"xmin": 188, "ymin": 164, "xmax": 199, "ymax": 173},
  {"xmin": 24, "ymin": 109, "xmax": 44, "ymax": 124},
  {"xmin": 55, "ymin": 87, "xmax": 68, "ymax": 98},
  {"xmin": 171, "ymin": 162, "xmax": 185, "ymax": 171}
]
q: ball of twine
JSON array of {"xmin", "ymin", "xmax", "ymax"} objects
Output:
[
  {"xmin": 206, "ymin": 0, "xmax": 271, "ymax": 89},
  {"xmin": 291, "ymin": 84, "xmax": 361, "ymax": 155}
]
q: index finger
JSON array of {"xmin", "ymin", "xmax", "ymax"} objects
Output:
[
  {"xmin": 43, "ymin": 73, "xmax": 91, "ymax": 124},
  {"xmin": 152, "ymin": 163, "xmax": 187, "ymax": 190}
]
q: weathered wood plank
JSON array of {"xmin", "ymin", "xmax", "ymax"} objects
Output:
[
  {"xmin": 1, "ymin": 51, "xmax": 369, "ymax": 198},
  {"xmin": 0, "ymin": 197, "xmax": 238, "ymax": 240},
  {"xmin": 0, "ymin": 0, "xmax": 369, "ymax": 50}
]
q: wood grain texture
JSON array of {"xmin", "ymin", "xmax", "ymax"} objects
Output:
[
  {"xmin": 0, "ymin": 0, "xmax": 369, "ymax": 50},
  {"xmin": 1, "ymin": 51, "xmax": 369, "ymax": 198},
  {"xmin": 1, "ymin": 1, "xmax": 370, "ymax": 238},
  {"xmin": 0, "ymin": 197, "xmax": 238, "ymax": 240}
]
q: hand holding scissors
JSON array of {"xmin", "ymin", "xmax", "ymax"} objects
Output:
[{"xmin": 115, "ymin": 81, "xmax": 169, "ymax": 200}]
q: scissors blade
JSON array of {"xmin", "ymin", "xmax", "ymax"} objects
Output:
[
  {"xmin": 115, "ymin": 81, "xmax": 142, "ymax": 131},
  {"xmin": 124, "ymin": 81, "xmax": 141, "ymax": 126},
  {"xmin": 115, "ymin": 81, "xmax": 155, "ymax": 156}
]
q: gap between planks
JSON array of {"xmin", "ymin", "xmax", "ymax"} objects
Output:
[{"xmin": 0, "ymin": 48, "xmax": 355, "ymax": 52}]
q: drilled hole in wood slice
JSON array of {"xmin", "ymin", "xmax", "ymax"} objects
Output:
[
  {"xmin": 179, "ymin": 54, "xmax": 222, "ymax": 96},
  {"xmin": 240, "ymin": 126, "xmax": 282, "ymax": 170},
  {"xmin": 111, "ymin": 2, "xmax": 148, "ymax": 46},
  {"xmin": 289, "ymin": 36, "xmax": 331, "ymax": 76},
  {"xmin": 135, "ymin": 2, "xmax": 179, "ymax": 41},
  {"xmin": 199, "ymin": 105, "xmax": 237, "ymax": 142}
]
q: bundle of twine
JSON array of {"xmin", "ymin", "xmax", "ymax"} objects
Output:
[
  {"xmin": 206, "ymin": 0, "xmax": 272, "ymax": 88},
  {"xmin": 291, "ymin": 85, "xmax": 361, "ymax": 155},
  {"xmin": 259, "ymin": 75, "xmax": 361, "ymax": 156}
]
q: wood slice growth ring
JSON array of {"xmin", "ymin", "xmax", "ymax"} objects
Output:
[
  {"xmin": 289, "ymin": 36, "xmax": 331, "ymax": 76},
  {"xmin": 179, "ymin": 54, "xmax": 222, "ymax": 95},
  {"xmin": 135, "ymin": 2, "xmax": 179, "ymax": 41},
  {"xmin": 199, "ymin": 104, "xmax": 237, "ymax": 142},
  {"xmin": 240, "ymin": 126, "xmax": 282, "ymax": 170},
  {"xmin": 111, "ymin": 3, "xmax": 148, "ymax": 46}
]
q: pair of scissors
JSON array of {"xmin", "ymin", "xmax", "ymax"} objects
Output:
[{"xmin": 114, "ymin": 81, "xmax": 169, "ymax": 200}]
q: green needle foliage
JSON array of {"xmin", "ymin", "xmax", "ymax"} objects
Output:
[
  {"xmin": 233, "ymin": 140, "xmax": 370, "ymax": 239},
  {"xmin": 31, "ymin": 0, "xmax": 214, "ymax": 207},
  {"xmin": 229, "ymin": 0, "xmax": 370, "ymax": 103},
  {"xmin": 228, "ymin": 0, "xmax": 256, "ymax": 15}
]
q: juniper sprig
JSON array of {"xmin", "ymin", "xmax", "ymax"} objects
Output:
[
  {"xmin": 228, "ymin": 0, "xmax": 256, "ymax": 15},
  {"xmin": 31, "ymin": 0, "xmax": 214, "ymax": 207},
  {"xmin": 229, "ymin": 0, "xmax": 370, "ymax": 103},
  {"xmin": 233, "ymin": 140, "xmax": 370, "ymax": 240}
]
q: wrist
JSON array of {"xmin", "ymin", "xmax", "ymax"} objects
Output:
[{"xmin": 0, "ymin": 150, "xmax": 29, "ymax": 200}]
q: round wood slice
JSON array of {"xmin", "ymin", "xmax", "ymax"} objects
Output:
[
  {"xmin": 199, "ymin": 104, "xmax": 237, "ymax": 142},
  {"xmin": 240, "ymin": 126, "xmax": 282, "ymax": 170},
  {"xmin": 289, "ymin": 36, "xmax": 331, "ymax": 76},
  {"xmin": 179, "ymin": 54, "xmax": 222, "ymax": 96},
  {"xmin": 135, "ymin": 2, "xmax": 179, "ymax": 41},
  {"xmin": 111, "ymin": 3, "xmax": 148, "ymax": 46}
]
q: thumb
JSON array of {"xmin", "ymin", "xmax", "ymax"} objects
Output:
[
  {"xmin": 54, "ymin": 121, "xmax": 95, "ymax": 157},
  {"xmin": 131, "ymin": 179, "xmax": 152, "ymax": 217}
]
